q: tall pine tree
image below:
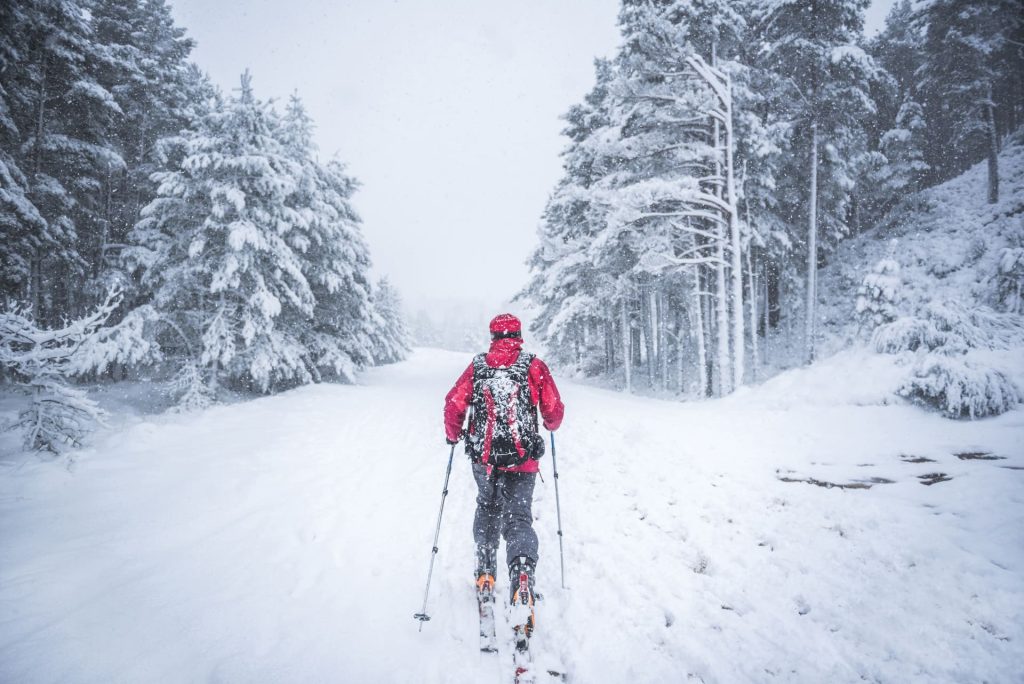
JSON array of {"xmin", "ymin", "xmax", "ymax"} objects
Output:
[
  {"xmin": 753, "ymin": 0, "xmax": 877, "ymax": 363},
  {"xmin": 132, "ymin": 72, "xmax": 314, "ymax": 392},
  {"xmin": 0, "ymin": 0, "xmax": 124, "ymax": 324},
  {"xmin": 917, "ymin": 0, "xmax": 1023, "ymax": 202}
]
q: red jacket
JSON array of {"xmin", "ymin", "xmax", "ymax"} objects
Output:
[{"xmin": 444, "ymin": 337, "xmax": 564, "ymax": 473}]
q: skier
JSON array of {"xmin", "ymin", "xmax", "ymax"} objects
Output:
[{"xmin": 443, "ymin": 313, "xmax": 564, "ymax": 643}]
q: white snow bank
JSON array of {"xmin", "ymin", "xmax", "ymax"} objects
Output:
[{"xmin": 733, "ymin": 348, "xmax": 908, "ymax": 409}]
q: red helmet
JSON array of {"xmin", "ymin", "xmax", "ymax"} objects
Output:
[{"xmin": 489, "ymin": 313, "xmax": 522, "ymax": 339}]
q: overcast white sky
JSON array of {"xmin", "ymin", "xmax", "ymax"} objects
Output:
[{"xmin": 170, "ymin": 0, "xmax": 895, "ymax": 314}]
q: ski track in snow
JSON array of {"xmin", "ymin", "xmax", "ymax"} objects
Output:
[{"xmin": 1, "ymin": 348, "xmax": 1022, "ymax": 683}]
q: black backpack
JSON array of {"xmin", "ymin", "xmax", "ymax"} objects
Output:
[{"xmin": 465, "ymin": 351, "xmax": 545, "ymax": 469}]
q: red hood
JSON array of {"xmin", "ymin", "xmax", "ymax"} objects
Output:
[{"xmin": 485, "ymin": 337, "xmax": 524, "ymax": 367}]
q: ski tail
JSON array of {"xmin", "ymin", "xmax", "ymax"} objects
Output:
[{"xmin": 511, "ymin": 569, "xmax": 535, "ymax": 646}]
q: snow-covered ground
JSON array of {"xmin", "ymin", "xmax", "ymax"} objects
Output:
[
  {"xmin": 818, "ymin": 135, "xmax": 1024, "ymax": 355},
  {"xmin": 1, "ymin": 348, "xmax": 1022, "ymax": 683}
]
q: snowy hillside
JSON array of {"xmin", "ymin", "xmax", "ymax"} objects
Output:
[
  {"xmin": 2, "ymin": 349, "xmax": 1022, "ymax": 683},
  {"xmin": 819, "ymin": 134, "xmax": 1024, "ymax": 352}
]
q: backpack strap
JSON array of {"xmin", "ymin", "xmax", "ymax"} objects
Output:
[
  {"xmin": 509, "ymin": 352, "xmax": 535, "ymax": 382},
  {"xmin": 473, "ymin": 352, "xmax": 533, "ymax": 378},
  {"xmin": 470, "ymin": 353, "xmax": 488, "ymax": 406},
  {"xmin": 514, "ymin": 351, "xmax": 535, "ymax": 369},
  {"xmin": 510, "ymin": 352, "xmax": 537, "ymax": 428}
]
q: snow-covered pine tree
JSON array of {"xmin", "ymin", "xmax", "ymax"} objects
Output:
[
  {"xmin": 368, "ymin": 277, "xmax": 412, "ymax": 365},
  {"xmin": 870, "ymin": 0, "xmax": 921, "ymax": 102},
  {"xmin": 0, "ymin": 291, "xmax": 121, "ymax": 453},
  {"xmin": 866, "ymin": 0, "xmax": 921, "ymax": 144},
  {"xmin": 753, "ymin": 0, "xmax": 878, "ymax": 364},
  {"xmin": 855, "ymin": 242, "xmax": 902, "ymax": 331},
  {"xmin": 730, "ymin": 48, "xmax": 790, "ymax": 373},
  {"xmin": 0, "ymin": 147, "xmax": 45, "ymax": 297},
  {"xmin": 916, "ymin": 0, "xmax": 1022, "ymax": 203},
  {"xmin": 0, "ymin": 0, "xmax": 125, "ymax": 325},
  {"xmin": 166, "ymin": 359, "xmax": 214, "ymax": 412},
  {"xmin": 858, "ymin": 96, "xmax": 930, "ymax": 224},
  {"xmin": 876, "ymin": 99, "xmax": 929, "ymax": 198},
  {"xmin": 525, "ymin": 1, "xmax": 752, "ymax": 397},
  {"xmin": 278, "ymin": 94, "xmax": 377, "ymax": 381},
  {"xmin": 89, "ymin": 0, "xmax": 199, "ymax": 299},
  {"xmin": 132, "ymin": 72, "xmax": 315, "ymax": 392},
  {"xmin": 523, "ymin": 59, "xmax": 617, "ymax": 380},
  {"xmin": 607, "ymin": 0, "xmax": 745, "ymax": 395}
]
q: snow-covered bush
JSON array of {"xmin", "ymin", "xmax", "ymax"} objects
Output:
[
  {"xmin": 874, "ymin": 301, "xmax": 1024, "ymax": 354},
  {"xmin": 925, "ymin": 301, "xmax": 1024, "ymax": 351},
  {"xmin": 0, "ymin": 293, "xmax": 120, "ymax": 453},
  {"xmin": 856, "ymin": 246, "xmax": 902, "ymax": 330},
  {"xmin": 871, "ymin": 316, "xmax": 944, "ymax": 353},
  {"xmin": 871, "ymin": 300, "xmax": 1024, "ymax": 418},
  {"xmin": 900, "ymin": 354, "xmax": 1021, "ymax": 418}
]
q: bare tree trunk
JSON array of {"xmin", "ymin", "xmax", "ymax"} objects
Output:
[
  {"xmin": 621, "ymin": 297, "xmax": 632, "ymax": 393},
  {"xmin": 572, "ymin": 324, "xmax": 581, "ymax": 371},
  {"xmin": 98, "ymin": 162, "xmax": 113, "ymax": 282},
  {"xmin": 29, "ymin": 61, "xmax": 49, "ymax": 322},
  {"xmin": 602, "ymin": 317, "xmax": 610, "ymax": 374},
  {"xmin": 676, "ymin": 306, "xmax": 686, "ymax": 394},
  {"xmin": 762, "ymin": 262, "xmax": 770, "ymax": 366},
  {"xmin": 747, "ymin": 247, "xmax": 759, "ymax": 382},
  {"xmin": 640, "ymin": 283, "xmax": 655, "ymax": 388},
  {"xmin": 804, "ymin": 119, "xmax": 819, "ymax": 365},
  {"xmin": 725, "ymin": 75, "xmax": 744, "ymax": 389},
  {"xmin": 657, "ymin": 287, "xmax": 669, "ymax": 391},
  {"xmin": 984, "ymin": 87, "xmax": 999, "ymax": 204},
  {"xmin": 713, "ymin": 124, "xmax": 730, "ymax": 396},
  {"xmin": 692, "ymin": 265, "xmax": 708, "ymax": 398}
]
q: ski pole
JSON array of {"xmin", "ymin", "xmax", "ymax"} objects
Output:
[
  {"xmin": 550, "ymin": 431, "xmax": 566, "ymax": 590},
  {"xmin": 414, "ymin": 443, "xmax": 456, "ymax": 630}
]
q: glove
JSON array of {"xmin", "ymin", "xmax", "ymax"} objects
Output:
[{"xmin": 446, "ymin": 437, "xmax": 459, "ymax": 446}]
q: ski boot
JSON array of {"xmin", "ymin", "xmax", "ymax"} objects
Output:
[
  {"xmin": 475, "ymin": 545, "xmax": 497, "ymax": 596},
  {"xmin": 509, "ymin": 555, "xmax": 536, "ymax": 647},
  {"xmin": 476, "ymin": 545, "xmax": 499, "ymax": 652}
]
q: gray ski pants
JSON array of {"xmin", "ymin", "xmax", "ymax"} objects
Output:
[{"xmin": 472, "ymin": 462, "xmax": 538, "ymax": 568}]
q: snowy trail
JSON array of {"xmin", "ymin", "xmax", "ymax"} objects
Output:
[{"xmin": 1, "ymin": 348, "xmax": 1022, "ymax": 683}]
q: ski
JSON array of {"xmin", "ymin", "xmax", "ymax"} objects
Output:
[
  {"xmin": 478, "ymin": 596, "xmax": 498, "ymax": 652},
  {"xmin": 511, "ymin": 589, "xmax": 567, "ymax": 683},
  {"xmin": 510, "ymin": 567, "xmax": 538, "ymax": 683},
  {"xmin": 477, "ymin": 576, "xmax": 498, "ymax": 653},
  {"xmin": 513, "ymin": 639, "xmax": 534, "ymax": 684},
  {"xmin": 512, "ymin": 635, "xmax": 567, "ymax": 683}
]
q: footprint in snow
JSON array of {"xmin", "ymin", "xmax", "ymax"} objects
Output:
[{"xmin": 795, "ymin": 596, "xmax": 811, "ymax": 616}]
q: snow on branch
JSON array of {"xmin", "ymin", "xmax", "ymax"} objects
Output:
[
  {"xmin": 873, "ymin": 301, "xmax": 1024, "ymax": 355},
  {"xmin": 1, "ymin": 291, "xmax": 122, "ymax": 453},
  {"xmin": 167, "ymin": 360, "xmax": 214, "ymax": 413},
  {"xmin": 871, "ymin": 299, "xmax": 1024, "ymax": 418},
  {"xmin": 67, "ymin": 305, "xmax": 162, "ymax": 377},
  {"xmin": 900, "ymin": 355, "xmax": 1021, "ymax": 419},
  {"xmin": 856, "ymin": 245, "xmax": 902, "ymax": 331}
]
